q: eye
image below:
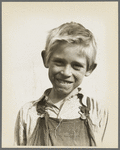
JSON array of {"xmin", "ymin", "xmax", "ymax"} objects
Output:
[
  {"xmin": 54, "ymin": 60, "xmax": 64, "ymax": 66},
  {"xmin": 72, "ymin": 63, "xmax": 83, "ymax": 70}
]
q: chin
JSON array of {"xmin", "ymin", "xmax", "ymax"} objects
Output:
[{"xmin": 55, "ymin": 87, "xmax": 73, "ymax": 96}]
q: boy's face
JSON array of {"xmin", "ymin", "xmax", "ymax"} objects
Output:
[{"xmin": 47, "ymin": 42, "xmax": 89, "ymax": 97}]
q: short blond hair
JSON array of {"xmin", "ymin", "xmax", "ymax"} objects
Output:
[{"xmin": 44, "ymin": 22, "xmax": 97, "ymax": 71}]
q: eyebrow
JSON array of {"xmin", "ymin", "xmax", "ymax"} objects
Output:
[
  {"xmin": 52, "ymin": 57, "xmax": 66, "ymax": 62},
  {"xmin": 72, "ymin": 61, "xmax": 86, "ymax": 67}
]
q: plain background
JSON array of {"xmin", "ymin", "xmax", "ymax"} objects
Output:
[{"xmin": 2, "ymin": 2, "xmax": 118, "ymax": 148}]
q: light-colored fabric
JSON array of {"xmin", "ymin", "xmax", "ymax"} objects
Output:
[{"xmin": 14, "ymin": 87, "xmax": 108, "ymax": 146}]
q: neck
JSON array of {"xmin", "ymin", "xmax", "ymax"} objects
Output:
[{"xmin": 49, "ymin": 88, "xmax": 68, "ymax": 104}]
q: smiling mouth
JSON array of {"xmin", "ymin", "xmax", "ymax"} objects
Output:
[{"xmin": 57, "ymin": 79, "xmax": 73, "ymax": 84}]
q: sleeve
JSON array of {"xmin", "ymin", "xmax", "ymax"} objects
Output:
[
  {"xmin": 14, "ymin": 107, "xmax": 27, "ymax": 146},
  {"xmin": 89, "ymin": 98, "xmax": 109, "ymax": 146}
]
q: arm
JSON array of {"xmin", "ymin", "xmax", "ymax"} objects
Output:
[
  {"xmin": 14, "ymin": 108, "xmax": 27, "ymax": 146},
  {"xmin": 89, "ymin": 98, "xmax": 109, "ymax": 146}
]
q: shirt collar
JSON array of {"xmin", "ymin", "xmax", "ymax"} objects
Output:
[
  {"xmin": 32, "ymin": 86, "xmax": 84, "ymax": 107},
  {"xmin": 44, "ymin": 87, "xmax": 82, "ymax": 101}
]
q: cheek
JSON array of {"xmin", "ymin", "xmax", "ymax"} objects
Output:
[
  {"xmin": 49, "ymin": 66, "xmax": 60, "ymax": 74},
  {"xmin": 74, "ymin": 70, "xmax": 86, "ymax": 81},
  {"xmin": 48, "ymin": 66, "xmax": 61, "ymax": 79}
]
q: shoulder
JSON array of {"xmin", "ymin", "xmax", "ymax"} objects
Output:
[
  {"xmin": 17, "ymin": 100, "xmax": 37, "ymax": 123},
  {"xmin": 79, "ymin": 88, "xmax": 109, "ymax": 144},
  {"xmin": 80, "ymin": 89, "xmax": 109, "ymax": 121},
  {"xmin": 80, "ymin": 88, "xmax": 108, "ymax": 111},
  {"xmin": 85, "ymin": 94, "xmax": 109, "ymax": 127},
  {"xmin": 17, "ymin": 94, "xmax": 45, "ymax": 122},
  {"xmin": 21, "ymin": 100, "xmax": 38, "ymax": 110},
  {"xmin": 20, "ymin": 93, "xmax": 46, "ymax": 112},
  {"xmin": 18, "ymin": 89, "xmax": 51, "ymax": 119}
]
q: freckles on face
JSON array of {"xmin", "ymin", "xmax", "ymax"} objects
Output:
[{"xmin": 48, "ymin": 43, "xmax": 87, "ymax": 96}]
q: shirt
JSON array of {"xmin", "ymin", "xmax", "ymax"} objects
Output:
[{"xmin": 14, "ymin": 87, "xmax": 108, "ymax": 146}]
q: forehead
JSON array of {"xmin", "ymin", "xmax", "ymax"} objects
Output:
[
  {"xmin": 50, "ymin": 42, "xmax": 87, "ymax": 64},
  {"xmin": 51, "ymin": 42, "xmax": 85, "ymax": 57}
]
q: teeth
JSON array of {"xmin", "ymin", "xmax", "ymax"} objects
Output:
[{"xmin": 58, "ymin": 79, "xmax": 71, "ymax": 84}]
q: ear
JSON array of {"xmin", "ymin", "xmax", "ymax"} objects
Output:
[
  {"xmin": 85, "ymin": 63, "xmax": 97, "ymax": 77},
  {"xmin": 41, "ymin": 50, "xmax": 48, "ymax": 68}
]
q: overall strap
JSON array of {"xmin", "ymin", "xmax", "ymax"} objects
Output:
[{"xmin": 78, "ymin": 93, "xmax": 96, "ymax": 146}]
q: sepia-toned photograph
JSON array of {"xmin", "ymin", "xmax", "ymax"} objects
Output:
[{"xmin": 2, "ymin": 2, "xmax": 118, "ymax": 148}]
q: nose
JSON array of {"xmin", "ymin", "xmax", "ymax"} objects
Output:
[{"xmin": 61, "ymin": 65, "xmax": 72, "ymax": 77}]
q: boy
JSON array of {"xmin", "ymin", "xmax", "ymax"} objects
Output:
[{"xmin": 14, "ymin": 22, "xmax": 108, "ymax": 146}]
